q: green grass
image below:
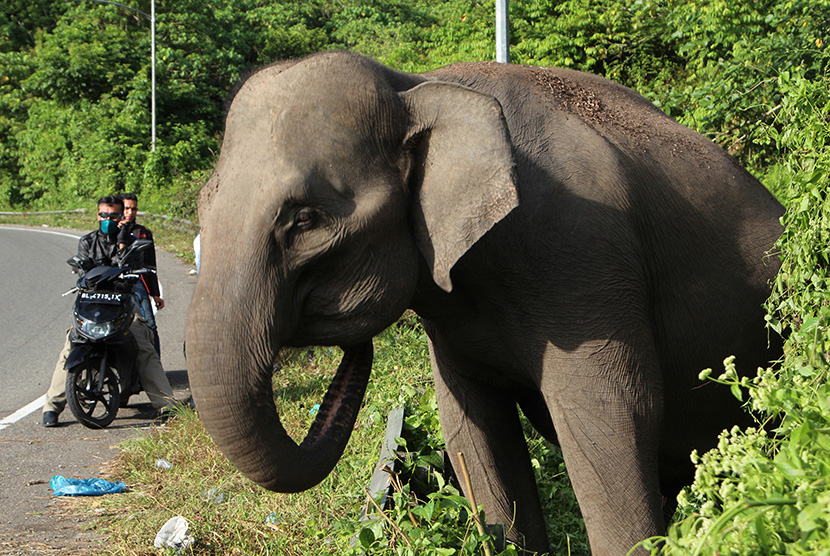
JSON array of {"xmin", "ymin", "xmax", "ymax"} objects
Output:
[{"xmin": 75, "ymin": 313, "xmax": 587, "ymax": 555}]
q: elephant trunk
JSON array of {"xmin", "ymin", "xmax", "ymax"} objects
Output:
[{"xmin": 187, "ymin": 306, "xmax": 373, "ymax": 492}]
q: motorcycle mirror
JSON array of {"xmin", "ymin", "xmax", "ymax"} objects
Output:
[
  {"xmin": 128, "ymin": 239, "xmax": 153, "ymax": 253},
  {"xmin": 123, "ymin": 238, "xmax": 152, "ymax": 257},
  {"xmin": 120, "ymin": 238, "xmax": 153, "ymax": 267}
]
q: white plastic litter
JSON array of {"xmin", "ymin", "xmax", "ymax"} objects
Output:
[
  {"xmin": 153, "ymin": 516, "xmax": 194, "ymax": 550},
  {"xmin": 155, "ymin": 458, "xmax": 173, "ymax": 470}
]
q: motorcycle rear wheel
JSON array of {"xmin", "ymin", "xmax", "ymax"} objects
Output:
[{"xmin": 65, "ymin": 363, "xmax": 121, "ymax": 429}]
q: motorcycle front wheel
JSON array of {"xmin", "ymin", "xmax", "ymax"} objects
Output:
[{"xmin": 65, "ymin": 362, "xmax": 121, "ymax": 429}]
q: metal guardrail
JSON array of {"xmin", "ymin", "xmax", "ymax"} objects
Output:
[
  {"xmin": 0, "ymin": 209, "xmax": 87, "ymax": 216},
  {"xmin": 144, "ymin": 213, "xmax": 196, "ymax": 227},
  {"xmin": 0, "ymin": 209, "xmax": 197, "ymax": 230}
]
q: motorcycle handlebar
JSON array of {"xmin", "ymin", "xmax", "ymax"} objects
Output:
[
  {"xmin": 62, "ymin": 268, "xmax": 155, "ymax": 296},
  {"xmin": 121, "ymin": 270, "xmax": 153, "ymax": 280}
]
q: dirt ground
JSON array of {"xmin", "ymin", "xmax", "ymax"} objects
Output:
[{"xmin": 0, "ymin": 499, "xmax": 105, "ymax": 556}]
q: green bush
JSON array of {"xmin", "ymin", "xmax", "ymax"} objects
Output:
[
  {"xmin": 659, "ymin": 1, "xmax": 830, "ymax": 172},
  {"xmin": 643, "ymin": 67, "xmax": 830, "ymax": 556}
]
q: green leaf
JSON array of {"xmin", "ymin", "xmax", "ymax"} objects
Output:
[
  {"xmin": 358, "ymin": 527, "xmax": 375, "ymax": 549},
  {"xmin": 798, "ymin": 503, "xmax": 826, "ymax": 532}
]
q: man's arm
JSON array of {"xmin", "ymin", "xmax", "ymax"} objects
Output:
[
  {"xmin": 134, "ymin": 225, "xmax": 163, "ymax": 305},
  {"xmin": 75, "ymin": 233, "xmax": 95, "ymax": 273},
  {"xmin": 114, "ymin": 225, "xmax": 138, "ymax": 267},
  {"xmin": 141, "ymin": 227, "xmax": 158, "ymax": 269},
  {"xmin": 77, "ymin": 234, "xmax": 91, "ymax": 260}
]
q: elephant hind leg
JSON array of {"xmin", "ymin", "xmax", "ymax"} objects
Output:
[
  {"xmin": 543, "ymin": 338, "xmax": 665, "ymax": 556},
  {"xmin": 428, "ymin": 338, "xmax": 550, "ymax": 554}
]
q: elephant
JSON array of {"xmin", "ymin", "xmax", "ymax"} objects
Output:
[{"xmin": 185, "ymin": 51, "xmax": 784, "ymax": 555}]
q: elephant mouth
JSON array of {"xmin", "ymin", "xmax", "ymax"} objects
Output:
[{"xmin": 288, "ymin": 308, "xmax": 394, "ymax": 348}]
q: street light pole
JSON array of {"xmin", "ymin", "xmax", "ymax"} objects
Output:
[
  {"xmin": 496, "ymin": 0, "xmax": 510, "ymax": 63},
  {"xmin": 150, "ymin": 0, "xmax": 155, "ymax": 151},
  {"xmin": 71, "ymin": 0, "xmax": 156, "ymax": 151}
]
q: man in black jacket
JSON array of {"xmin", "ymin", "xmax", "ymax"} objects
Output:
[
  {"xmin": 42, "ymin": 196, "xmax": 175, "ymax": 427},
  {"xmin": 120, "ymin": 193, "xmax": 163, "ymax": 353}
]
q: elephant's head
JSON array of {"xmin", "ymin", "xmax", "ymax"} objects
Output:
[{"xmin": 186, "ymin": 52, "xmax": 518, "ymax": 492}]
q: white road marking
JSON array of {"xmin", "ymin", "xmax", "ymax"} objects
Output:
[
  {"xmin": 0, "ymin": 226, "xmax": 81, "ymax": 239},
  {"xmin": 0, "ymin": 396, "xmax": 46, "ymax": 431}
]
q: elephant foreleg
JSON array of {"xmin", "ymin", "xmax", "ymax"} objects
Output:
[{"xmin": 428, "ymin": 337, "xmax": 549, "ymax": 554}]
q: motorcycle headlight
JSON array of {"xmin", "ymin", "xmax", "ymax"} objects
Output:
[{"xmin": 78, "ymin": 318, "xmax": 117, "ymax": 340}]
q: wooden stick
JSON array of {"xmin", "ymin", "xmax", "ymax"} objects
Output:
[
  {"xmin": 364, "ymin": 488, "xmax": 413, "ymax": 549},
  {"xmin": 457, "ymin": 451, "xmax": 494, "ymax": 556},
  {"xmin": 386, "ymin": 466, "xmax": 418, "ymax": 527}
]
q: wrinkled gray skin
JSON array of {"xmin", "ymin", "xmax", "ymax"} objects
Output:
[{"xmin": 186, "ymin": 52, "xmax": 783, "ymax": 555}]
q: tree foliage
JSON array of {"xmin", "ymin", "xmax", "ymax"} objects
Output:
[{"xmin": 2, "ymin": 0, "xmax": 827, "ymax": 214}]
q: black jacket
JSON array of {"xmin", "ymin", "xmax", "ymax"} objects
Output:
[
  {"xmin": 76, "ymin": 225, "xmax": 160, "ymax": 296},
  {"xmin": 77, "ymin": 229, "xmax": 134, "ymax": 269},
  {"xmin": 129, "ymin": 223, "xmax": 160, "ymax": 297}
]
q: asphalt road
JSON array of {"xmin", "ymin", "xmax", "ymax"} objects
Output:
[{"xmin": 0, "ymin": 225, "xmax": 197, "ymax": 554}]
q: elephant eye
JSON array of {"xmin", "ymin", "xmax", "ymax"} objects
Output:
[{"xmin": 293, "ymin": 209, "xmax": 315, "ymax": 229}]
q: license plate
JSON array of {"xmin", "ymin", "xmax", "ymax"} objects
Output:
[{"xmin": 79, "ymin": 291, "xmax": 123, "ymax": 305}]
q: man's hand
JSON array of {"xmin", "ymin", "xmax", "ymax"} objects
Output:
[
  {"xmin": 116, "ymin": 224, "xmax": 132, "ymax": 247},
  {"xmin": 153, "ymin": 296, "xmax": 165, "ymax": 310}
]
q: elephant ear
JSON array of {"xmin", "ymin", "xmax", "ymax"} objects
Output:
[{"xmin": 401, "ymin": 81, "xmax": 519, "ymax": 293}]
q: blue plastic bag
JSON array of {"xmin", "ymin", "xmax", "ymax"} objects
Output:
[{"xmin": 51, "ymin": 475, "xmax": 127, "ymax": 496}]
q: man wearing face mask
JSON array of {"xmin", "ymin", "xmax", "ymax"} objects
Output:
[
  {"xmin": 71, "ymin": 195, "xmax": 135, "ymax": 267},
  {"xmin": 41, "ymin": 196, "xmax": 176, "ymax": 427}
]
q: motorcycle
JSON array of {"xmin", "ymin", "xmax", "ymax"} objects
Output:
[{"xmin": 62, "ymin": 239, "xmax": 154, "ymax": 429}]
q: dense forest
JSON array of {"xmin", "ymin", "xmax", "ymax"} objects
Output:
[
  {"xmin": 0, "ymin": 1, "xmax": 827, "ymax": 216},
  {"xmin": 3, "ymin": 1, "xmax": 830, "ymax": 553}
]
